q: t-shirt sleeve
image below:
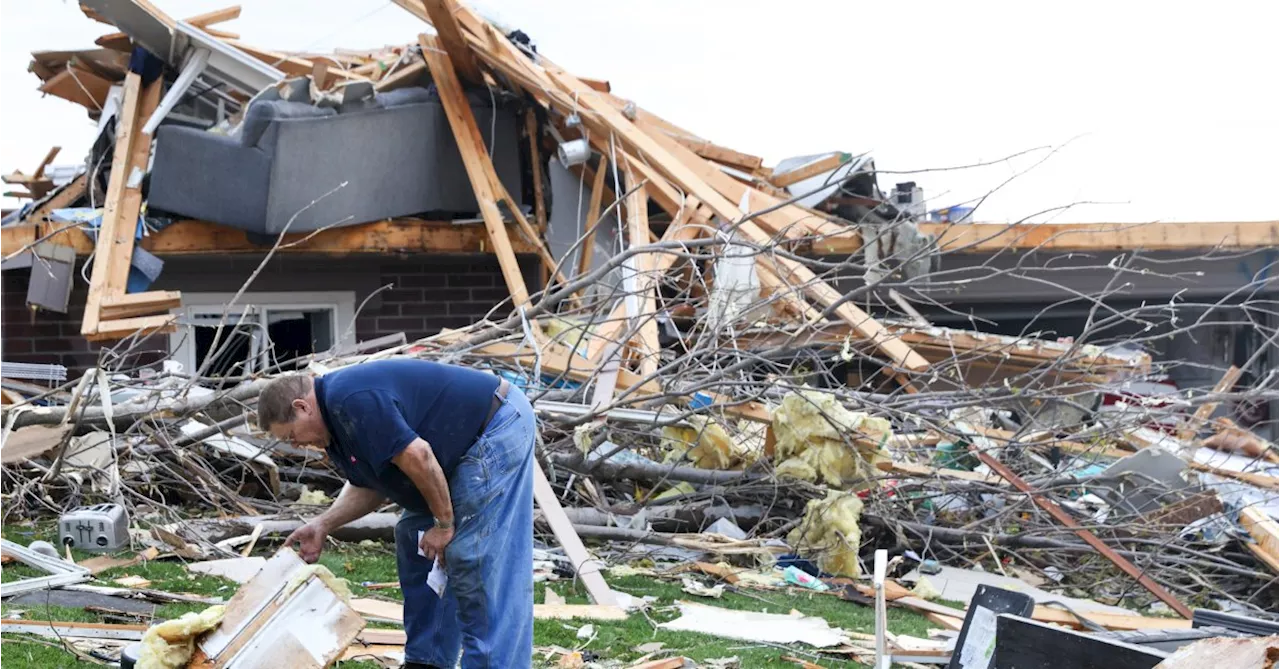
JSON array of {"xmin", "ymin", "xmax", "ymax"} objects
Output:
[{"xmin": 336, "ymin": 390, "xmax": 420, "ymax": 473}]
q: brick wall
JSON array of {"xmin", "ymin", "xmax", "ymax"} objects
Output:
[
  {"xmin": 357, "ymin": 255, "xmax": 540, "ymax": 343},
  {"xmin": 2, "ymin": 271, "xmax": 112, "ymax": 371},
  {"xmin": 1, "ymin": 253, "xmax": 538, "ymax": 376}
]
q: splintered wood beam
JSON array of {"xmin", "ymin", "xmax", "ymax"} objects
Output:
[
  {"xmin": 374, "ymin": 59, "xmax": 425, "ymax": 91},
  {"xmin": 185, "ymin": 5, "xmax": 241, "ymax": 28},
  {"xmin": 97, "ymin": 33, "xmax": 134, "ymax": 53},
  {"xmin": 420, "ymin": 34, "xmax": 533, "ymax": 307},
  {"xmin": 525, "ymin": 110, "xmax": 547, "ymax": 233},
  {"xmin": 542, "ymin": 67, "xmax": 928, "ymax": 374},
  {"xmin": 1178, "ymin": 365, "xmax": 1242, "ymax": 442},
  {"xmin": 33, "ymin": 147, "xmax": 60, "ymax": 179},
  {"xmin": 80, "ymin": 4, "xmax": 114, "ymax": 25},
  {"xmin": 465, "ymin": 337, "xmax": 661, "ymax": 398},
  {"xmin": 769, "ymin": 152, "xmax": 850, "ymax": 188},
  {"xmin": 81, "ymin": 71, "xmax": 163, "ymax": 339},
  {"xmin": 420, "ymin": 35, "xmax": 568, "ymax": 294},
  {"xmin": 621, "ymin": 166, "xmax": 661, "ymax": 378},
  {"xmin": 579, "ymin": 76, "xmax": 611, "ymax": 93},
  {"xmin": 15, "ymin": 174, "xmax": 86, "ymax": 227},
  {"xmin": 420, "ymin": 0, "xmax": 484, "ymax": 84},
  {"xmin": 670, "ymin": 135, "xmax": 764, "ymax": 172}
]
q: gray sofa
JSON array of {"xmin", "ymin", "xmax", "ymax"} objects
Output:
[{"xmin": 148, "ymin": 87, "xmax": 524, "ymax": 234}]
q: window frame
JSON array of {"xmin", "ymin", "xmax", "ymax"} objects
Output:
[{"xmin": 169, "ymin": 291, "xmax": 357, "ymax": 376}]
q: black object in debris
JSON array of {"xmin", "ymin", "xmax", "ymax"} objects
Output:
[
  {"xmin": 506, "ymin": 29, "xmax": 536, "ymax": 53},
  {"xmin": 119, "ymin": 642, "xmax": 141, "ymax": 669},
  {"xmin": 1192, "ymin": 608, "xmax": 1280, "ymax": 637},
  {"xmin": 947, "ymin": 585, "xmax": 1034, "ymax": 669},
  {"xmin": 128, "ymin": 47, "xmax": 164, "ymax": 85},
  {"xmin": 990, "ymin": 614, "xmax": 1167, "ymax": 669}
]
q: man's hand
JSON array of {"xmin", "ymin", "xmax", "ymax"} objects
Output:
[
  {"xmin": 419, "ymin": 525, "xmax": 455, "ymax": 567},
  {"xmin": 284, "ymin": 522, "xmax": 327, "ymax": 563}
]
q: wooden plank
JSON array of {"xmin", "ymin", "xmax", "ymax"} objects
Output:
[
  {"xmin": 420, "ymin": 0, "xmax": 484, "ymax": 84},
  {"xmin": 95, "ymin": 32, "xmax": 134, "ymax": 52},
  {"xmin": 770, "ymin": 152, "xmax": 850, "ymax": 188},
  {"xmin": 420, "ymin": 34, "xmax": 567, "ymax": 286},
  {"xmin": 81, "ymin": 71, "xmax": 149, "ymax": 338},
  {"xmin": 525, "ymin": 110, "xmax": 547, "ymax": 233},
  {"xmin": 1027, "ymin": 607, "xmax": 1193, "ymax": 631},
  {"xmin": 621, "ymin": 167, "xmax": 661, "ymax": 378},
  {"xmin": 420, "ymin": 34, "xmax": 533, "ymax": 307},
  {"xmin": 578, "ymin": 76, "xmax": 611, "ymax": 93},
  {"xmin": 670, "ymin": 135, "xmax": 764, "ymax": 172},
  {"xmin": 86, "ymin": 314, "xmax": 177, "ymax": 342},
  {"xmin": 1, "ymin": 218, "xmax": 539, "ymax": 257},
  {"xmin": 1178, "ymin": 365, "xmax": 1241, "ymax": 441},
  {"xmin": 923, "ymin": 220, "xmax": 1280, "ymax": 253},
  {"xmin": 350, "ymin": 598, "xmax": 626, "ymax": 623},
  {"xmin": 103, "ymin": 78, "xmax": 162, "ymax": 297},
  {"xmin": 531, "ymin": 464, "xmax": 617, "ymax": 606},
  {"xmin": 33, "ymin": 147, "xmax": 61, "ymax": 179},
  {"xmin": 971, "ymin": 445, "xmax": 1193, "ymax": 619},
  {"xmin": 373, "ymin": 58, "xmax": 425, "ymax": 91},
  {"xmin": 184, "ymin": 5, "xmax": 241, "ymax": 28},
  {"xmin": 469, "ymin": 338, "xmax": 661, "ymax": 398},
  {"xmin": 38, "ymin": 66, "xmax": 113, "ymax": 111},
  {"xmin": 224, "ymin": 40, "xmax": 361, "ymax": 81},
  {"xmin": 100, "ymin": 290, "xmax": 182, "ymax": 320},
  {"xmin": 1240, "ymin": 506, "xmax": 1280, "ymax": 573}
]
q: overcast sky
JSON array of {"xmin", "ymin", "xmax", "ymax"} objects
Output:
[{"xmin": 1, "ymin": 0, "xmax": 1276, "ymax": 222}]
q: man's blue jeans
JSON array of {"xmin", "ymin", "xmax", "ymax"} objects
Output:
[{"xmin": 394, "ymin": 386, "xmax": 535, "ymax": 668}]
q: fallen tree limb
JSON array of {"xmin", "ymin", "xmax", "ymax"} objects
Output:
[
  {"xmin": 548, "ymin": 451, "xmax": 762, "ymax": 485},
  {"xmin": 3, "ymin": 379, "xmax": 270, "ymax": 430}
]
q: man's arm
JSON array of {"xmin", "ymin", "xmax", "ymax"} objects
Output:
[
  {"xmin": 391, "ymin": 438, "xmax": 454, "ymax": 563},
  {"xmin": 285, "ymin": 483, "xmax": 384, "ymax": 563},
  {"xmin": 315, "ymin": 482, "xmax": 386, "ymax": 533}
]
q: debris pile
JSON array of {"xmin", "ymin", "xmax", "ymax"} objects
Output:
[{"xmin": 1, "ymin": 0, "xmax": 1278, "ymax": 667}]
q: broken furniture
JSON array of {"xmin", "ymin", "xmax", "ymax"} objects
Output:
[
  {"xmin": 193, "ymin": 547, "xmax": 364, "ymax": 667},
  {"xmin": 149, "ymin": 86, "xmax": 524, "ymax": 234}
]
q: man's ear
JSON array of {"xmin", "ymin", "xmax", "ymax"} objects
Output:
[{"xmin": 291, "ymin": 397, "xmax": 310, "ymax": 416}]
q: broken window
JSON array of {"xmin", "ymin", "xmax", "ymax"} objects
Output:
[{"xmin": 172, "ymin": 292, "xmax": 354, "ymax": 379}]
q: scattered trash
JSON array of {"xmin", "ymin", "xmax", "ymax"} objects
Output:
[
  {"xmin": 783, "ymin": 566, "xmax": 830, "ymax": 592},
  {"xmin": 659, "ymin": 601, "xmax": 850, "ymax": 648}
]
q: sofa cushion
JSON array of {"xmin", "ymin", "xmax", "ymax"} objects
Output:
[
  {"xmin": 240, "ymin": 100, "xmax": 337, "ymax": 147},
  {"xmin": 374, "ymin": 86, "xmax": 437, "ymax": 109}
]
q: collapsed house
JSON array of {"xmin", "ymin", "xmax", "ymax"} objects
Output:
[{"xmin": 1, "ymin": 1, "xmax": 1279, "ymax": 666}]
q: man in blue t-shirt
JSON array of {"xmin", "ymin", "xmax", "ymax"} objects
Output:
[{"xmin": 257, "ymin": 358, "xmax": 535, "ymax": 669}]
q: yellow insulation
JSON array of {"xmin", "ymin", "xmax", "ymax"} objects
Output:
[
  {"xmin": 788, "ymin": 490, "xmax": 864, "ymax": 577},
  {"xmin": 772, "ymin": 390, "xmax": 891, "ymax": 486}
]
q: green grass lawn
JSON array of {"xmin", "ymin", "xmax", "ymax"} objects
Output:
[{"xmin": 3, "ymin": 523, "xmax": 945, "ymax": 668}]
